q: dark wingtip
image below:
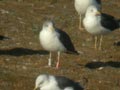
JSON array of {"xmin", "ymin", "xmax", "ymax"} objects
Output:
[
  {"xmin": 74, "ymin": 51, "xmax": 80, "ymax": 55},
  {"xmin": 118, "ymin": 19, "xmax": 120, "ymax": 27},
  {"xmin": 0, "ymin": 36, "xmax": 10, "ymax": 40},
  {"xmin": 66, "ymin": 50, "xmax": 80, "ymax": 55}
]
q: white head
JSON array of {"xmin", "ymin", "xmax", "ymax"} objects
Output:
[
  {"xmin": 42, "ymin": 20, "xmax": 55, "ymax": 31},
  {"xmin": 85, "ymin": 5, "xmax": 101, "ymax": 17},
  {"xmin": 34, "ymin": 74, "xmax": 49, "ymax": 90}
]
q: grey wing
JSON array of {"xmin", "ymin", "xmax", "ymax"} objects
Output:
[
  {"xmin": 55, "ymin": 76, "xmax": 83, "ymax": 90},
  {"xmin": 101, "ymin": 13, "xmax": 120, "ymax": 31},
  {"xmin": 56, "ymin": 29, "xmax": 78, "ymax": 54},
  {"xmin": 96, "ymin": 0, "xmax": 101, "ymax": 4}
]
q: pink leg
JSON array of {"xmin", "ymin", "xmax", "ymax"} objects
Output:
[{"xmin": 56, "ymin": 52, "xmax": 60, "ymax": 69}]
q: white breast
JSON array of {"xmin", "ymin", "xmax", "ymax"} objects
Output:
[
  {"xmin": 39, "ymin": 29, "xmax": 66, "ymax": 52},
  {"xmin": 83, "ymin": 16, "xmax": 111, "ymax": 35},
  {"xmin": 40, "ymin": 76, "xmax": 61, "ymax": 90}
]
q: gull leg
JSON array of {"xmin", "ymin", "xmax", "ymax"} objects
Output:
[
  {"xmin": 79, "ymin": 14, "xmax": 84, "ymax": 31},
  {"xmin": 94, "ymin": 36, "xmax": 98, "ymax": 50},
  {"xmin": 56, "ymin": 51, "xmax": 60, "ymax": 69},
  {"xmin": 99, "ymin": 35, "xmax": 103, "ymax": 50},
  {"xmin": 48, "ymin": 52, "xmax": 52, "ymax": 67}
]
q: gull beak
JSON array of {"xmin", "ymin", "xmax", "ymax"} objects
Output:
[{"xmin": 95, "ymin": 11, "xmax": 101, "ymax": 16}]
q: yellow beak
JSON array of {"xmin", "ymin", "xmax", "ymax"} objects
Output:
[{"xmin": 95, "ymin": 11, "xmax": 101, "ymax": 16}]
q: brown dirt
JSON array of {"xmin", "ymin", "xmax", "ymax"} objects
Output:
[{"xmin": 0, "ymin": 0, "xmax": 120, "ymax": 90}]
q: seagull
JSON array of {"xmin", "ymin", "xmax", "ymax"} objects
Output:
[
  {"xmin": 39, "ymin": 20, "xmax": 78, "ymax": 69},
  {"xmin": 74, "ymin": 0, "xmax": 101, "ymax": 31},
  {"xmin": 34, "ymin": 74, "xmax": 83, "ymax": 90},
  {"xmin": 83, "ymin": 5, "xmax": 120, "ymax": 50}
]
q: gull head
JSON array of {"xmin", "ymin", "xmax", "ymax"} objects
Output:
[
  {"xmin": 34, "ymin": 74, "xmax": 49, "ymax": 90},
  {"xmin": 42, "ymin": 20, "xmax": 55, "ymax": 31},
  {"xmin": 85, "ymin": 5, "xmax": 101, "ymax": 17}
]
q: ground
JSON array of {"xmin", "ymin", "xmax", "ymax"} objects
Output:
[{"xmin": 0, "ymin": 0, "xmax": 120, "ymax": 90}]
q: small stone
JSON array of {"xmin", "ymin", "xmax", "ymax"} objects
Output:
[
  {"xmin": 98, "ymin": 67, "xmax": 104, "ymax": 70},
  {"xmin": 22, "ymin": 66, "xmax": 27, "ymax": 70}
]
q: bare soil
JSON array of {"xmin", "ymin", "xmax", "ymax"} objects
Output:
[{"xmin": 0, "ymin": 0, "xmax": 120, "ymax": 90}]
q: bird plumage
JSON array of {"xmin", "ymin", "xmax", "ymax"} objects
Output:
[
  {"xmin": 96, "ymin": 0, "xmax": 101, "ymax": 5},
  {"xmin": 83, "ymin": 5, "xmax": 120, "ymax": 35},
  {"xmin": 55, "ymin": 76, "xmax": 83, "ymax": 90},
  {"xmin": 83, "ymin": 5, "xmax": 120, "ymax": 50},
  {"xmin": 75, "ymin": 0, "xmax": 101, "ymax": 15},
  {"xmin": 56, "ymin": 29, "xmax": 78, "ymax": 54},
  {"xmin": 74, "ymin": 0, "xmax": 101, "ymax": 30},
  {"xmin": 34, "ymin": 74, "xmax": 83, "ymax": 90},
  {"xmin": 39, "ymin": 20, "xmax": 78, "ymax": 68},
  {"xmin": 101, "ymin": 13, "xmax": 120, "ymax": 31},
  {"xmin": 40, "ymin": 21, "xmax": 78, "ymax": 54}
]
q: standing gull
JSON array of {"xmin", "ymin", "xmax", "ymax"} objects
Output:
[
  {"xmin": 74, "ymin": 0, "xmax": 101, "ymax": 30},
  {"xmin": 34, "ymin": 74, "xmax": 83, "ymax": 90},
  {"xmin": 39, "ymin": 20, "xmax": 78, "ymax": 69},
  {"xmin": 83, "ymin": 6, "xmax": 120, "ymax": 50}
]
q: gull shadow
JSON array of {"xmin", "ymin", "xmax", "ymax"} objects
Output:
[
  {"xmin": 0, "ymin": 35, "xmax": 10, "ymax": 40},
  {"xmin": 114, "ymin": 41, "xmax": 120, "ymax": 46},
  {"xmin": 85, "ymin": 61, "xmax": 120, "ymax": 69},
  {"xmin": 0, "ymin": 48, "xmax": 49, "ymax": 56}
]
